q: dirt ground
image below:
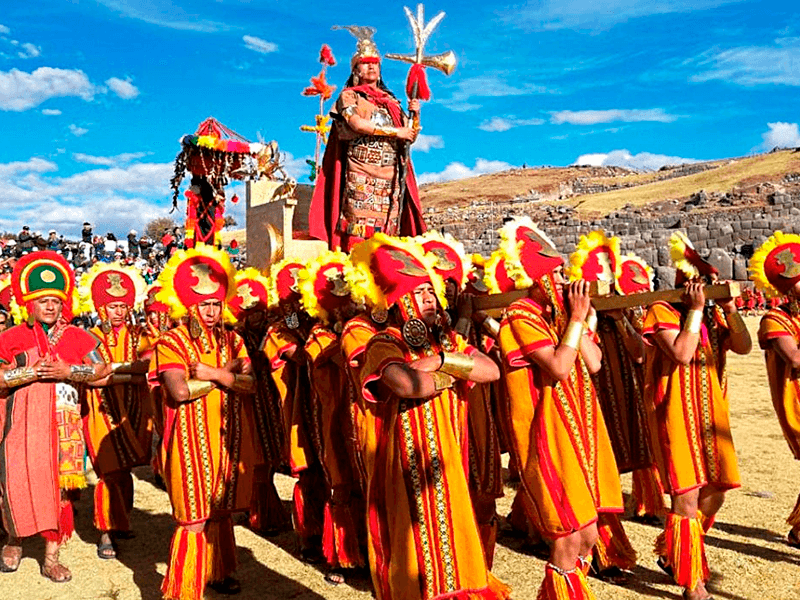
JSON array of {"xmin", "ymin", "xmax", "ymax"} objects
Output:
[{"xmin": 3, "ymin": 315, "xmax": 800, "ymax": 600}]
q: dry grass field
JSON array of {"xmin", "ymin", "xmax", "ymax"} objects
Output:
[{"xmin": 3, "ymin": 316, "xmax": 800, "ymax": 599}]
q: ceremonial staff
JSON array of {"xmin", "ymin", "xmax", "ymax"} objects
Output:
[{"xmin": 385, "ymin": 4, "xmax": 456, "ymax": 220}]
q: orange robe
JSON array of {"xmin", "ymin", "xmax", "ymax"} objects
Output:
[
  {"xmin": 151, "ymin": 325, "xmax": 255, "ymax": 524},
  {"xmin": 361, "ymin": 326, "xmax": 505, "ymax": 600},
  {"xmin": 499, "ymin": 298, "xmax": 623, "ymax": 538},
  {"xmin": 83, "ymin": 324, "xmax": 152, "ymax": 476},
  {"xmin": 642, "ymin": 302, "xmax": 740, "ymax": 495},
  {"xmin": 758, "ymin": 307, "xmax": 800, "ymax": 459}
]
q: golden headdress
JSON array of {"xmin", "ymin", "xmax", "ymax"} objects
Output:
[
  {"xmin": 617, "ymin": 253, "xmax": 654, "ymax": 295},
  {"xmin": 415, "ymin": 231, "xmax": 471, "ymax": 289},
  {"xmin": 566, "ymin": 230, "xmax": 621, "ymax": 285},
  {"xmin": 498, "ymin": 216, "xmax": 563, "ymax": 288},
  {"xmin": 11, "ymin": 251, "xmax": 79, "ymax": 322},
  {"xmin": 298, "ymin": 250, "xmax": 364, "ymax": 324},
  {"xmin": 156, "ymin": 243, "xmax": 237, "ymax": 323},
  {"xmin": 78, "ymin": 261, "xmax": 147, "ymax": 315},
  {"xmin": 669, "ymin": 231, "xmax": 718, "ymax": 283},
  {"xmin": 333, "ymin": 25, "xmax": 380, "ymax": 68},
  {"xmin": 229, "ymin": 267, "xmax": 271, "ymax": 321},
  {"xmin": 266, "ymin": 257, "xmax": 305, "ymax": 309},
  {"xmin": 483, "ymin": 248, "xmax": 522, "ymax": 294},
  {"xmin": 749, "ymin": 231, "xmax": 800, "ymax": 298}
]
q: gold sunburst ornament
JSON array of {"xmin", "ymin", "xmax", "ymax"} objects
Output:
[
  {"xmin": 566, "ymin": 230, "xmax": 621, "ymax": 284},
  {"xmin": 78, "ymin": 261, "xmax": 147, "ymax": 315},
  {"xmin": 297, "ymin": 250, "xmax": 363, "ymax": 324},
  {"xmin": 749, "ymin": 230, "xmax": 800, "ymax": 298}
]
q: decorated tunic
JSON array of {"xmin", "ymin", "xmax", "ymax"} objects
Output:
[
  {"xmin": 0, "ymin": 321, "xmax": 98, "ymax": 538},
  {"xmin": 592, "ymin": 313, "xmax": 651, "ymax": 472},
  {"xmin": 499, "ymin": 298, "xmax": 623, "ymax": 538},
  {"xmin": 642, "ymin": 301, "xmax": 740, "ymax": 495},
  {"xmin": 758, "ymin": 306, "xmax": 800, "ymax": 459},
  {"xmin": 360, "ymin": 326, "xmax": 500, "ymax": 600},
  {"xmin": 83, "ymin": 324, "xmax": 153, "ymax": 476},
  {"xmin": 150, "ymin": 325, "xmax": 254, "ymax": 524}
]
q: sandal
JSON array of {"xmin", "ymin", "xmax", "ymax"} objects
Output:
[
  {"xmin": 41, "ymin": 553, "xmax": 72, "ymax": 583},
  {"xmin": 325, "ymin": 570, "xmax": 346, "ymax": 586},
  {"xmin": 97, "ymin": 533, "xmax": 117, "ymax": 560},
  {"xmin": 656, "ymin": 555, "xmax": 674, "ymax": 578},
  {"xmin": 787, "ymin": 529, "xmax": 800, "ymax": 549},
  {"xmin": 207, "ymin": 576, "xmax": 241, "ymax": 595},
  {"xmin": 593, "ymin": 565, "xmax": 630, "ymax": 586},
  {"xmin": 0, "ymin": 545, "xmax": 22, "ymax": 573}
]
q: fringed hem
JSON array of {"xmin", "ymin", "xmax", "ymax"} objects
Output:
[
  {"xmin": 630, "ymin": 467, "xmax": 666, "ymax": 517},
  {"xmin": 59, "ymin": 474, "xmax": 87, "ymax": 491},
  {"xmin": 537, "ymin": 564, "xmax": 596, "ymax": 599},
  {"xmin": 595, "ymin": 515, "xmax": 637, "ymax": 570},
  {"xmin": 161, "ymin": 527, "xmax": 207, "ymax": 600},
  {"xmin": 660, "ymin": 513, "xmax": 709, "ymax": 590},
  {"xmin": 322, "ymin": 502, "xmax": 366, "ymax": 569}
]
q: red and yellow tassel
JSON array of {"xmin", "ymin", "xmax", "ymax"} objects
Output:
[
  {"xmin": 594, "ymin": 513, "xmax": 637, "ymax": 570},
  {"xmin": 630, "ymin": 466, "xmax": 666, "ymax": 518},
  {"xmin": 162, "ymin": 527, "xmax": 208, "ymax": 600},
  {"xmin": 206, "ymin": 517, "xmax": 237, "ymax": 583},
  {"xmin": 658, "ymin": 512, "xmax": 709, "ymax": 591},
  {"xmin": 322, "ymin": 501, "xmax": 365, "ymax": 569},
  {"xmin": 537, "ymin": 563, "xmax": 596, "ymax": 600}
]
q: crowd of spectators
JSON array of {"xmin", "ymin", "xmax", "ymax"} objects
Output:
[{"xmin": 0, "ymin": 222, "xmax": 246, "ymax": 283}]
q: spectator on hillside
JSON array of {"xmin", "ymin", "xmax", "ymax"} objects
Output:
[
  {"xmin": 82, "ymin": 222, "xmax": 93, "ymax": 243},
  {"xmin": 127, "ymin": 230, "xmax": 139, "ymax": 257},
  {"xmin": 33, "ymin": 231, "xmax": 48, "ymax": 251},
  {"xmin": 47, "ymin": 230, "xmax": 59, "ymax": 251},
  {"xmin": 17, "ymin": 226, "xmax": 33, "ymax": 253},
  {"xmin": 138, "ymin": 235, "xmax": 152, "ymax": 259}
]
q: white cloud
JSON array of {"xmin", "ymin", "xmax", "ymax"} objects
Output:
[
  {"xmin": 690, "ymin": 38, "xmax": 800, "ymax": 87},
  {"xmin": 758, "ymin": 122, "xmax": 800, "ymax": 151},
  {"xmin": 414, "ymin": 134, "xmax": 444, "ymax": 152},
  {"xmin": 551, "ymin": 108, "xmax": 678, "ymax": 125},
  {"xmin": 69, "ymin": 124, "xmax": 88, "ymax": 137},
  {"xmin": 0, "ymin": 157, "xmax": 176, "ymax": 236},
  {"xmin": 418, "ymin": 158, "xmax": 515, "ymax": 185},
  {"xmin": 243, "ymin": 35, "xmax": 278, "ymax": 54},
  {"xmin": 41, "ymin": 108, "xmax": 62, "ymax": 116},
  {"xmin": 440, "ymin": 74, "xmax": 553, "ymax": 112},
  {"xmin": 479, "ymin": 116, "xmax": 545, "ymax": 132},
  {"xmin": 280, "ymin": 151, "xmax": 312, "ymax": 180},
  {"xmin": 0, "ymin": 24, "xmax": 10, "ymax": 35},
  {"xmin": 17, "ymin": 42, "xmax": 40, "ymax": 59},
  {"xmin": 0, "ymin": 67, "xmax": 94, "ymax": 111},
  {"xmin": 73, "ymin": 152, "xmax": 149, "ymax": 166},
  {"xmin": 572, "ymin": 149, "xmax": 697, "ymax": 171},
  {"xmin": 503, "ymin": 0, "xmax": 745, "ymax": 33},
  {"xmin": 105, "ymin": 77, "xmax": 139, "ymax": 99},
  {"xmin": 94, "ymin": 0, "xmax": 228, "ymax": 33}
]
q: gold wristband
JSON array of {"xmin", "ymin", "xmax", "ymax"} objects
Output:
[
  {"xmin": 726, "ymin": 311, "xmax": 747, "ymax": 334},
  {"xmin": 69, "ymin": 364, "xmax": 96, "ymax": 382},
  {"xmin": 187, "ymin": 378, "xmax": 215, "ymax": 400},
  {"xmin": 372, "ymin": 125, "xmax": 399, "ymax": 137},
  {"xmin": 431, "ymin": 371, "xmax": 454, "ymax": 392},
  {"xmin": 684, "ymin": 309, "xmax": 703, "ymax": 334},
  {"xmin": 561, "ymin": 321, "xmax": 584, "ymax": 350},
  {"xmin": 482, "ymin": 317, "xmax": 501, "ymax": 338},
  {"xmin": 439, "ymin": 352, "xmax": 475, "ymax": 379},
  {"xmin": 3, "ymin": 366, "xmax": 37, "ymax": 388},
  {"xmin": 585, "ymin": 314, "xmax": 598, "ymax": 334},
  {"xmin": 111, "ymin": 362, "xmax": 132, "ymax": 373}
]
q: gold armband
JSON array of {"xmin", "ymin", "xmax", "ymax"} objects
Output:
[
  {"xmin": 482, "ymin": 317, "xmax": 501, "ymax": 338},
  {"xmin": 3, "ymin": 366, "xmax": 37, "ymax": 388},
  {"xmin": 585, "ymin": 313, "xmax": 598, "ymax": 335},
  {"xmin": 187, "ymin": 378, "xmax": 215, "ymax": 400},
  {"xmin": 561, "ymin": 321, "xmax": 585, "ymax": 350},
  {"xmin": 69, "ymin": 364, "xmax": 96, "ymax": 382},
  {"xmin": 439, "ymin": 352, "xmax": 475, "ymax": 379},
  {"xmin": 431, "ymin": 371, "xmax": 454, "ymax": 392},
  {"xmin": 684, "ymin": 309, "xmax": 703, "ymax": 334},
  {"xmin": 111, "ymin": 362, "xmax": 132, "ymax": 373},
  {"xmin": 725, "ymin": 311, "xmax": 747, "ymax": 334},
  {"xmin": 372, "ymin": 125, "xmax": 399, "ymax": 137}
]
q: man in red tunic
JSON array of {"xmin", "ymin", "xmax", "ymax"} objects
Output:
[{"xmin": 0, "ymin": 252, "xmax": 106, "ymax": 582}]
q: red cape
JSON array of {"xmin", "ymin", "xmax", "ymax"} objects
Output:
[{"xmin": 308, "ymin": 112, "xmax": 426, "ymax": 250}]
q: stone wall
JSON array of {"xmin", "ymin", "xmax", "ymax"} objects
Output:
[{"xmin": 433, "ymin": 192, "xmax": 800, "ymax": 287}]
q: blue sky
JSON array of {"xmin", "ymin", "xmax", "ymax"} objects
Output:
[{"xmin": 0, "ymin": 0, "xmax": 797, "ymax": 237}]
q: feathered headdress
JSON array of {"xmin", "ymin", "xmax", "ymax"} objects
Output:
[
  {"xmin": 617, "ymin": 253, "xmax": 654, "ymax": 295},
  {"xmin": 416, "ymin": 231, "xmax": 470, "ymax": 289},
  {"xmin": 498, "ymin": 216, "xmax": 563, "ymax": 288},
  {"xmin": 749, "ymin": 231, "xmax": 800, "ymax": 298},
  {"xmin": 669, "ymin": 231, "xmax": 718, "ymax": 283},
  {"xmin": 229, "ymin": 267, "xmax": 271, "ymax": 321},
  {"xmin": 297, "ymin": 250, "xmax": 362, "ymax": 324},
  {"xmin": 78, "ymin": 261, "xmax": 147, "ymax": 315},
  {"xmin": 567, "ymin": 230, "xmax": 621, "ymax": 285}
]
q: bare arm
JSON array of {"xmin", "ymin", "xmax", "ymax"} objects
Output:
[
  {"xmin": 162, "ymin": 369, "xmax": 189, "ymax": 403},
  {"xmin": 651, "ymin": 281, "xmax": 704, "ymax": 365},
  {"xmin": 773, "ymin": 335, "xmax": 800, "ymax": 369},
  {"xmin": 579, "ymin": 330, "xmax": 603, "ymax": 374},
  {"xmin": 716, "ymin": 292, "xmax": 752, "ymax": 355}
]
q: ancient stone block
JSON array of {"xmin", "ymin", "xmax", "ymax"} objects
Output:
[
  {"xmin": 708, "ymin": 248, "xmax": 733, "ymax": 279},
  {"xmin": 733, "ymin": 257, "xmax": 748, "ymax": 281}
]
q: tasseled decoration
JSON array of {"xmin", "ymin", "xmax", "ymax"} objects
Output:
[
  {"xmin": 249, "ymin": 466, "xmax": 290, "ymax": 534},
  {"xmin": 292, "ymin": 476, "xmax": 324, "ymax": 543},
  {"xmin": 787, "ymin": 493, "xmax": 800, "ymax": 528},
  {"xmin": 576, "ymin": 552, "xmax": 592, "ymax": 576},
  {"xmin": 322, "ymin": 502, "xmax": 365, "ymax": 569},
  {"xmin": 58, "ymin": 498, "xmax": 74, "ymax": 544},
  {"xmin": 594, "ymin": 513, "xmax": 637, "ymax": 570},
  {"xmin": 537, "ymin": 563, "xmax": 596, "ymax": 600},
  {"xmin": 630, "ymin": 466, "xmax": 666, "ymax": 517},
  {"xmin": 93, "ymin": 472, "xmax": 134, "ymax": 533},
  {"xmin": 406, "ymin": 64, "xmax": 431, "ymax": 101},
  {"xmin": 487, "ymin": 571, "xmax": 513, "ymax": 599},
  {"xmin": 698, "ymin": 510, "xmax": 715, "ymax": 533},
  {"xmin": 161, "ymin": 527, "xmax": 207, "ymax": 600},
  {"xmin": 206, "ymin": 517, "xmax": 237, "ymax": 583},
  {"xmin": 657, "ymin": 513, "xmax": 709, "ymax": 591}
]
